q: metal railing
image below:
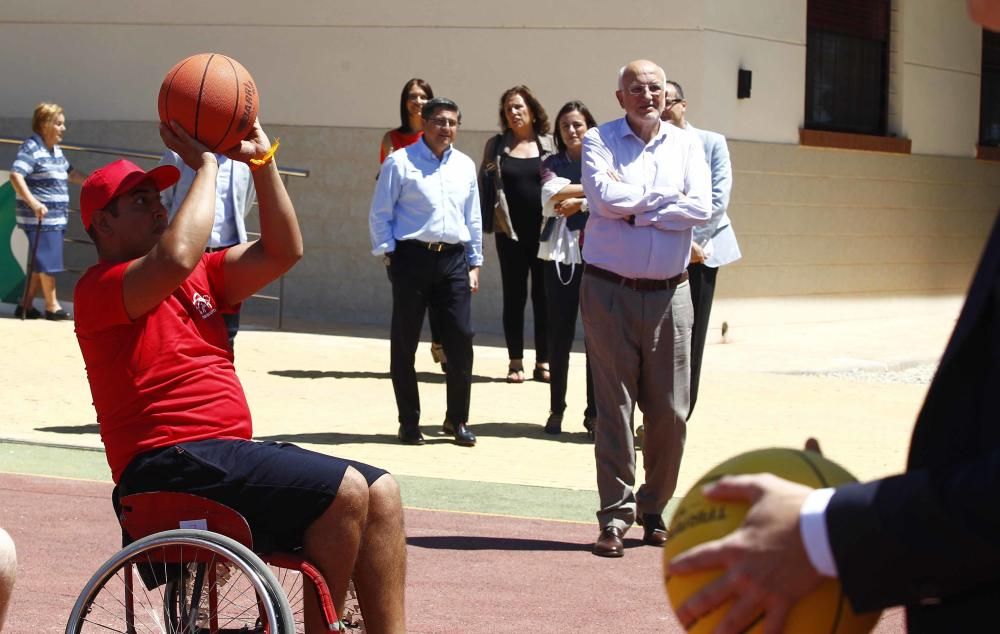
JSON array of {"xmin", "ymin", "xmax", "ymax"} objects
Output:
[{"xmin": 1, "ymin": 136, "xmax": 309, "ymax": 329}]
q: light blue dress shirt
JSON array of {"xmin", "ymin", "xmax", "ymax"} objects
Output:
[
  {"xmin": 369, "ymin": 138, "xmax": 484, "ymax": 267},
  {"xmin": 159, "ymin": 151, "xmax": 255, "ymax": 248},
  {"xmin": 581, "ymin": 118, "xmax": 711, "ymax": 279}
]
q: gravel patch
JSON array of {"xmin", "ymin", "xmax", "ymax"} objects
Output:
[{"xmin": 788, "ymin": 362, "xmax": 938, "ymax": 385}]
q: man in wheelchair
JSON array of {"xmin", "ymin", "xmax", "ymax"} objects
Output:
[{"xmin": 73, "ymin": 120, "xmax": 406, "ymax": 633}]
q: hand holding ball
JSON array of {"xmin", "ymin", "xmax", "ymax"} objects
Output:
[
  {"xmin": 663, "ymin": 448, "xmax": 881, "ymax": 633},
  {"xmin": 158, "ymin": 53, "xmax": 258, "ymax": 153}
]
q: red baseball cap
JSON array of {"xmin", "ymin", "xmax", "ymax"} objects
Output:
[{"xmin": 80, "ymin": 159, "xmax": 180, "ymax": 229}]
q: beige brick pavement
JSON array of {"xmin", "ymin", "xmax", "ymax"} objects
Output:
[{"xmin": 0, "ymin": 292, "xmax": 963, "ymax": 497}]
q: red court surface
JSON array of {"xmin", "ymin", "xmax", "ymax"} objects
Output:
[{"xmin": 0, "ymin": 472, "xmax": 904, "ymax": 632}]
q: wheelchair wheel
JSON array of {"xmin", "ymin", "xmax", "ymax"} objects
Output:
[
  {"xmin": 267, "ymin": 566, "xmax": 306, "ymax": 633},
  {"xmin": 266, "ymin": 567, "xmax": 365, "ymax": 632},
  {"xmin": 66, "ymin": 529, "xmax": 294, "ymax": 633}
]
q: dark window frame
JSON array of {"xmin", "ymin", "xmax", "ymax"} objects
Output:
[
  {"xmin": 804, "ymin": 0, "xmax": 892, "ymax": 138},
  {"xmin": 979, "ymin": 29, "xmax": 1000, "ymax": 149}
]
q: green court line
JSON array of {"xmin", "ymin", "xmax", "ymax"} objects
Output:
[
  {"xmin": 0, "ymin": 441, "xmax": 111, "ymax": 480},
  {"xmin": 0, "ymin": 441, "xmax": 679, "ymax": 524},
  {"xmin": 0, "ymin": 442, "xmax": 603, "ymax": 522}
]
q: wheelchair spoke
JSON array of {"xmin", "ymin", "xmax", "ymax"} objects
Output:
[
  {"xmin": 68, "ymin": 532, "xmax": 290, "ymax": 634},
  {"xmin": 269, "ymin": 567, "xmax": 305, "ymax": 633}
]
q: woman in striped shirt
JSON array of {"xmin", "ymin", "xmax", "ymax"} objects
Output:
[{"xmin": 9, "ymin": 102, "xmax": 87, "ymax": 320}]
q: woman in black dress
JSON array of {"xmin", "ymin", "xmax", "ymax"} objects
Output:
[{"xmin": 479, "ymin": 85, "xmax": 556, "ymax": 383}]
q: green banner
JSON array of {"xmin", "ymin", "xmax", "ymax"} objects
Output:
[{"xmin": 0, "ymin": 178, "xmax": 27, "ymax": 303}]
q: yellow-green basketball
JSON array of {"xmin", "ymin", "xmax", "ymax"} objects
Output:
[{"xmin": 663, "ymin": 448, "xmax": 881, "ymax": 634}]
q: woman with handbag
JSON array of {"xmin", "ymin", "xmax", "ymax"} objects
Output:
[
  {"xmin": 479, "ymin": 85, "xmax": 556, "ymax": 383},
  {"xmin": 537, "ymin": 101, "xmax": 598, "ymax": 436}
]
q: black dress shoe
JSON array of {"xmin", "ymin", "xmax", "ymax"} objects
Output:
[
  {"xmin": 45, "ymin": 308, "xmax": 72, "ymax": 321},
  {"xmin": 397, "ymin": 425, "xmax": 425, "ymax": 445},
  {"xmin": 582, "ymin": 414, "xmax": 596, "ymax": 440},
  {"xmin": 637, "ymin": 513, "xmax": 669, "ymax": 546},
  {"xmin": 544, "ymin": 412, "xmax": 563, "ymax": 435},
  {"xmin": 451, "ymin": 422, "xmax": 476, "ymax": 447},
  {"xmin": 592, "ymin": 526, "xmax": 625, "ymax": 558},
  {"xmin": 14, "ymin": 305, "xmax": 41, "ymax": 320},
  {"xmin": 442, "ymin": 418, "xmax": 455, "ymax": 435}
]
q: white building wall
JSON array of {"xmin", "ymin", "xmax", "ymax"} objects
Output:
[
  {"xmin": 0, "ymin": 1, "xmax": 987, "ymax": 153},
  {"xmin": 899, "ymin": 0, "xmax": 984, "ymax": 156},
  {"xmin": 1, "ymin": 0, "xmax": 998, "ymax": 334}
]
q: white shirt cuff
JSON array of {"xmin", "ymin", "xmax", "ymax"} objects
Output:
[{"xmin": 799, "ymin": 487, "xmax": 839, "ymax": 578}]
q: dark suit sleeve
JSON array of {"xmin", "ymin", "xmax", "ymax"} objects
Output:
[{"xmin": 827, "ymin": 448, "xmax": 1000, "ymax": 612}]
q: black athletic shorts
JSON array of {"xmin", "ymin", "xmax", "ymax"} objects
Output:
[{"xmin": 113, "ymin": 439, "xmax": 389, "ymax": 553}]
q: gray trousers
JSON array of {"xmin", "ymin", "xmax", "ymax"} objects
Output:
[{"xmin": 580, "ymin": 272, "xmax": 693, "ymax": 530}]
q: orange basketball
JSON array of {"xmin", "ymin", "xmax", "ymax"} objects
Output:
[{"xmin": 157, "ymin": 53, "xmax": 258, "ymax": 153}]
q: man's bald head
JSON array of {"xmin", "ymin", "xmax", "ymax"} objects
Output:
[
  {"xmin": 615, "ymin": 59, "xmax": 668, "ymax": 139},
  {"xmin": 618, "ymin": 60, "xmax": 665, "ymax": 91}
]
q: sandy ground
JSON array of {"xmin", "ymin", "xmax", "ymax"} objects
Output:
[{"xmin": 0, "ymin": 292, "xmax": 962, "ymax": 496}]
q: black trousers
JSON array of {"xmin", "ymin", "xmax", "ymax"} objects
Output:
[
  {"xmin": 687, "ymin": 262, "xmax": 718, "ymax": 419},
  {"xmin": 389, "ymin": 242, "xmax": 474, "ymax": 427},
  {"xmin": 495, "ymin": 233, "xmax": 548, "ymax": 362},
  {"xmin": 544, "ymin": 260, "xmax": 595, "ymax": 416}
]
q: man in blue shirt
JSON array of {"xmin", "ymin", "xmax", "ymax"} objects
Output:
[
  {"xmin": 159, "ymin": 150, "xmax": 255, "ymax": 347},
  {"xmin": 370, "ymin": 97, "xmax": 484, "ymax": 447}
]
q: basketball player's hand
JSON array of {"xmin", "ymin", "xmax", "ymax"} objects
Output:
[
  {"xmin": 159, "ymin": 122, "xmax": 215, "ymax": 170},
  {"xmin": 669, "ymin": 474, "xmax": 822, "ymax": 634},
  {"xmin": 225, "ymin": 117, "xmax": 271, "ymax": 164}
]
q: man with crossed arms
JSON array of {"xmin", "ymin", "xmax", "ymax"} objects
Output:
[{"xmin": 581, "ymin": 59, "xmax": 710, "ymax": 557}]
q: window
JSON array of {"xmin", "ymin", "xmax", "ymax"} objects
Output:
[
  {"xmin": 980, "ymin": 30, "xmax": 1000, "ymax": 147},
  {"xmin": 805, "ymin": 0, "xmax": 891, "ymax": 136}
]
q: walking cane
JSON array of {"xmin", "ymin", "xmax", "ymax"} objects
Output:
[{"xmin": 19, "ymin": 217, "xmax": 42, "ymax": 321}]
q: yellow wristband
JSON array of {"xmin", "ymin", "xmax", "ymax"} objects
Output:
[{"xmin": 250, "ymin": 138, "xmax": 280, "ymax": 172}]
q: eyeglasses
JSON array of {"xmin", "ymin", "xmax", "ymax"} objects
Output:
[
  {"xmin": 665, "ymin": 98, "xmax": 684, "ymax": 106},
  {"xmin": 626, "ymin": 83, "xmax": 664, "ymax": 97},
  {"xmin": 429, "ymin": 117, "xmax": 460, "ymax": 129}
]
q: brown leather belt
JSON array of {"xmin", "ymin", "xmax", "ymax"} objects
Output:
[
  {"xmin": 399, "ymin": 239, "xmax": 463, "ymax": 253},
  {"xmin": 585, "ymin": 264, "xmax": 688, "ymax": 291}
]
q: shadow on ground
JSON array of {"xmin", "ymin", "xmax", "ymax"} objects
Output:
[
  {"xmin": 409, "ymin": 535, "xmax": 590, "ymax": 552},
  {"xmin": 468, "ymin": 421, "xmax": 594, "ymax": 444},
  {"xmin": 256, "ymin": 422, "xmax": 594, "ymax": 446},
  {"xmin": 33, "ymin": 421, "xmax": 593, "ymax": 448},
  {"xmin": 269, "ymin": 369, "xmax": 507, "ymax": 384},
  {"xmin": 36, "ymin": 424, "xmax": 100, "ymax": 435},
  {"xmin": 257, "ymin": 432, "xmax": 441, "ymax": 446},
  {"xmin": 407, "ymin": 535, "xmax": 648, "ymax": 552}
]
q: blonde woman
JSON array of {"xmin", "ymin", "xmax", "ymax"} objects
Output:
[{"xmin": 9, "ymin": 102, "xmax": 87, "ymax": 319}]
